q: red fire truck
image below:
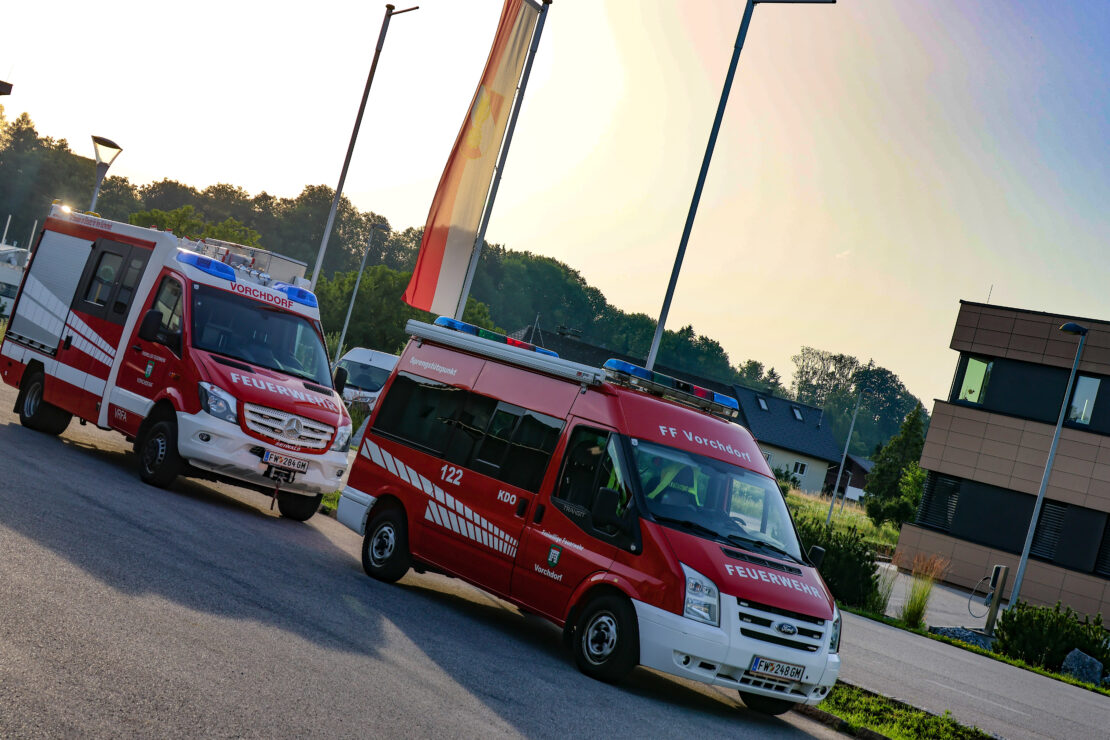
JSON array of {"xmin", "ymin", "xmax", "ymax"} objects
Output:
[
  {"xmin": 338, "ymin": 317, "xmax": 841, "ymax": 714},
  {"xmin": 1, "ymin": 204, "xmax": 352, "ymax": 521}
]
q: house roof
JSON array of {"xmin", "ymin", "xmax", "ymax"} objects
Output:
[
  {"xmin": 847, "ymin": 454, "xmax": 874, "ymax": 473},
  {"xmin": 730, "ymin": 385, "xmax": 843, "ymax": 464},
  {"xmin": 513, "ymin": 329, "xmax": 844, "ymax": 464}
]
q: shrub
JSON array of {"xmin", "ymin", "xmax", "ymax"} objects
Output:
[
  {"xmin": 995, "ymin": 602, "xmax": 1110, "ymax": 676},
  {"xmin": 794, "ymin": 514, "xmax": 878, "ymax": 608},
  {"xmin": 864, "ymin": 564, "xmax": 898, "ymax": 616},
  {"xmin": 898, "ymin": 553, "xmax": 948, "ymax": 629}
]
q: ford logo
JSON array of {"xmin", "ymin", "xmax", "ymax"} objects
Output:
[{"xmin": 774, "ymin": 622, "xmax": 797, "ymax": 636}]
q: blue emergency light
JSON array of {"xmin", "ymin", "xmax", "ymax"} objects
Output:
[
  {"xmin": 176, "ymin": 251, "xmax": 237, "ymax": 282},
  {"xmin": 602, "ymin": 358, "xmax": 740, "ymax": 418},
  {"xmin": 273, "ymin": 283, "xmax": 319, "ymax": 308},
  {"xmin": 434, "ymin": 316, "xmax": 560, "ymax": 358}
]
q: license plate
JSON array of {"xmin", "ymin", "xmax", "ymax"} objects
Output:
[
  {"xmin": 263, "ymin": 450, "xmax": 309, "ymax": 473},
  {"xmin": 750, "ymin": 656, "xmax": 805, "ymax": 681}
]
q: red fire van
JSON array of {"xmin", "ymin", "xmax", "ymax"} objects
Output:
[
  {"xmin": 1, "ymin": 205, "xmax": 351, "ymax": 520},
  {"xmin": 338, "ymin": 317, "xmax": 840, "ymax": 714}
]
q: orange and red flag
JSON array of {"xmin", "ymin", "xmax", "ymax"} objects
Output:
[{"xmin": 402, "ymin": 0, "xmax": 541, "ymax": 315}]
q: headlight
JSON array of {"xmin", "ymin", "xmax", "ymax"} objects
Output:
[
  {"xmin": 829, "ymin": 608, "xmax": 842, "ymax": 654},
  {"xmin": 681, "ymin": 563, "xmax": 719, "ymax": 627},
  {"xmin": 332, "ymin": 422, "xmax": 353, "ymax": 452},
  {"xmin": 198, "ymin": 382, "xmax": 237, "ymax": 424}
]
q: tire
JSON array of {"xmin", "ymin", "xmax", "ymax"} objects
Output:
[
  {"xmin": 18, "ymin": 370, "xmax": 71, "ymax": 435},
  {"xmin": 739, "ymin": 692, "xmax": 795, "ymax": 716},
  {"xmin": 276, "ymin": 492, "xmax": 323, "ymax": 522},
  {"xmin": 572, "ymin": 593, "xmax": 639, "ymax": 683},
  {"xmin": 361, "ymin": 507, "xmax": 410, "ymax": 583},
  {"xmin": 138, "ymin": 419, "xmax": 182, "ymax": 488}
]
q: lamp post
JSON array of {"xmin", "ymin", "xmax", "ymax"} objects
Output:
[
  {"xmin": 309, "ymin": 3, "xmax": 418, "ymax": 290},
  {"xmin": 644, "ymin": 0, "xmax": 836, "ymax": 371},
  {"xmin": 1009, "ymin": 322, "xmax": 1089, "ymax": 607},
  {"xmin": 336, "ymin": 223, "xmax": 389, "ymax": 362},
  {"xmin": 827, "ymin": 360, "xmax": 871, "ymax": 525},
  {"xmin": 89, "ymin": 135, "xmax": 122, "ymax": 211}
]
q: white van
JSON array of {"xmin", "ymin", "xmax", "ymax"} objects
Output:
[{"xmin": 335, "ymin": 348, "xmax": 399, "ymax": 407}]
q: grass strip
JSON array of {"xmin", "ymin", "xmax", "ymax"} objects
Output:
[
  {"xmin": 841, "ymin": 606, "xmax": 1110, "ymax": 697},
  {"xmin": 812, "ymin": 682, "xmax": 990, "ymax": 740}
]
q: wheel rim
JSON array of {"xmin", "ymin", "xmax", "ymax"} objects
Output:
[
  {"xmin": 369, "ymin": 522, "xmax": 396, "ymax": 566},
  {"xmin": 23, "ymin": 381, "xmax": 42, "ymax": 417},
  {"xmin": 582, "ymin": 611, "xmax": 619, "ymax": 665},
  {"xmin": 143, "ymin": 431, "xmax": 167, "ymax": 473}
]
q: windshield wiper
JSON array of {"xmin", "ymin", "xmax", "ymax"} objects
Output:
[
  {"xmin": 724, "ymin": 533, "xmax": 801, "ymax": 564},
  {"xmin": 652, "ymin": 515, "xmax": 727, "ymax": 543}
]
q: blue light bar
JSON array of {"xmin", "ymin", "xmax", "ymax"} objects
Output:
[
  {"xmin": 712, "ymin": 392, "xmax": 740, "ymax": 412},
  {"xmin": 603, "ymin": 358, "xmax": 739, "ymax": 419},
  {"xmin": 603, "ymin": 358, "xmax": 652, "ymax": 381},
  {"xmin": 535, "ymin": 347, "xmax": 559, "ymax": 358},
  {"xmin": 434, "ymin": 316, "xmax": 479, "ymax": 335},
  {"xmin": 273, "ymin": 282, "xmax": 319, "ymax": 308},
  {"xmin": 176, "ymin": 251, "xmax": 236, "ymax": 282}
]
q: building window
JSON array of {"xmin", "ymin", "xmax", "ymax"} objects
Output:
[
  {"xmin": 757, "ymin": 397, "xmax": 768, "ymax": 411},
  {"xmin": 957, "ymin": 356, "xmax": 992, "ymax": 405},
  {"xmin": 1030, "ymin": 501, "xmax": 1066, "ymax": 561},
  {"xmin": 791, "ymin": 407, "xmax": 803, "ymax": 421},
  {"xmin": 793, "ymin": 461, "xmax": 807, "ymax": 476},
  {"xmin": 917, "ymin": 472, "xmax": 961, "ymax": 532},
  {"xmin": 1068, "ymin": 375, "xmax": 1100, "ymax": 425}
]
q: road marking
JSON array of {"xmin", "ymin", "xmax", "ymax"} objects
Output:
[{"xmin": 925, "ymin": 680, "xmax": 1028, "ymax": 715}]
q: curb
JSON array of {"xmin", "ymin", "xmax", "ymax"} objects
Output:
[{"xmin": 793, "ymin": 704, "xmax": 891, "ymax": 740}]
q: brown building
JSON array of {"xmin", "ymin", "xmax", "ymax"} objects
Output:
[{"xmin": 896, "ymin": 301, "xmax": 1110, "ymax": 617}]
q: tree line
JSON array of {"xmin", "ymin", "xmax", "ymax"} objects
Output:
[{"xmin": 1, "ymin": 106, "xmax": 926, "ymax": 461}]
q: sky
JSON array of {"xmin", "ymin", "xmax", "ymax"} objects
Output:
[{"xmin": 4, "ymin": 0, "xmax": 1110, "ymax": 406}]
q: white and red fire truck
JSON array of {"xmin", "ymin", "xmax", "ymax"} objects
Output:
[
  {"xmin": 338, "ymin": 317, "xmax": 841, "ymax": 714},
  {"xmin": 1, "ymin": 204, "xmax": 352, "ymax": 521}
]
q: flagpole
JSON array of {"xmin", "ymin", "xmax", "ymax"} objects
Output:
[
  {"xmin": 454, "ymin": 0, "xmax": 551, "ymax": 320},
  {"xmin": 308, "ymin": 3, "xmax": 418, "ymax": 291}
]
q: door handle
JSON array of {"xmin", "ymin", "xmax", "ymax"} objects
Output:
[
  {"xmin": 515, "ymin": 497, "xmax": 528, "ymax": 517},
  {"xmin": 532, "ymin": 503, "xmax": 545, "ymax": 523},
  {"xmin": 131, "ymin": 345, "xmax": 142, "ymax": 352},
  {"xmin": 62, "ymin": 335, "xmax": 72, "ymax": 351}
]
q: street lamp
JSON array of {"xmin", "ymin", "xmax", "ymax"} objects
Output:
[
  {"xmin": 0, "ymin": 80, "xmax": 12, "ymax": 96},
  {"xmin": 90, "ymin": 135, "xmax": 123, "ymax": 211},
  {"xmin": 1009, "ymin": 321, "xmax": 1089, "ymax": 607},
  {"xmin": 335, "ymin": 223, "xmax": 390, "ymax": 362}
]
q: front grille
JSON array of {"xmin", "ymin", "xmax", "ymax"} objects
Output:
[
  {"xmin": 738, "ymin": 600, "xmax": 826, "ymax": 654},
  {"xmin": 244, "ymin": 403, "xmax": 334, "ymax": 449}
]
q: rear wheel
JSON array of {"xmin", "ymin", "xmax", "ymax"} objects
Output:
[
  {"xmin": 138, "ymin": 419, "xmax": 181, "ymax": 488},
  {"xmin": 18, "ymin": 370, "xmax": 71, "ymax": 435},
  {"xmin": 276, "ymin": 492, "xmax": 322, "ymax": 521},
  {"xmin": 739, "ymin": 692, "xmax": 794, "ymax": 716},
  {"xmin": 572, "ymin": 593, "xmax": 639, "ymax": 683},
  {"xmin": 361, "ymin": 507, "xmax": 410, "ymax": 583}
]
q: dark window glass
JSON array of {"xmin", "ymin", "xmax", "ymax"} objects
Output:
[
  {"xmin": 442, "ymin": 394, "xmax": 496, "ymax": 467},
  {"xmin": 916, "ymin": 472, "xmax": 961, "ymax": 532},
  {"xmin": 499, "ymin": 409, "xmax": 563, "ymax": 492},
  {"xmin": 372, "ymin": 373, "xmax": 465, "ymax": 455},
  {"xmin": 84, "ymin": 252, "xmax": 123, "ymax": 306},
  {"xmin": 552, "ymin": 428, "xmax": 636, "ymax": 544},
  {"xmin": 152, "ymin": 278, "xmax": 184, "ymax": 334},
  {"xmin": 471, "ymin": 404, "xmax": 521, "ymax": 477},
  {"xmin": 1068, "ymin": 376, "xmax": 1100, "ymax": 425},
  {"xmin": 336, "ymin": 360, "xmax": 393, "ymax": 392},
  {"xmin": 112, "ymin": 256, "xmax": 145, "ymax": 314}
]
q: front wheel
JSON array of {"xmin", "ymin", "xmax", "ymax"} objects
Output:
[
  {"xmin": 138, "ymin": 419, "xmax": 182, "ymax": 488},
  {"xmin": 18, "ymin": 370, "xmax": 71, "ymax": 435},
  {"xmin": 739, "ymin": 692, "xmax": 795, "ymax": 716},
  {"xmin": 572, "ymin": 594, "xmax": 639, "ymax": 683},
  {"xmin": 276, "ymin": 492, "xmax": 322, "ymax": 521},
  {"xmin": 361, "ymin": 507, "xmax": 410, "ymax": 583}
]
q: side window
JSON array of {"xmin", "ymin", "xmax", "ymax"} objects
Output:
[
  {"xmin": 152, "ymin": 278, "xmax": 184, "ymax": 334},
  {"xmin": 553, "ymin": 428, "xmax": 636, "ymax": 542},
  {"xmin": 84, "ymin": 252, "xmax": 124, "ymax": 306},
  {"xmin": 112, "ymin": 255, "xmax": 146, "ymax": 316},
  {"xmin": 372, "ymin": 373, "xmax": 466, "ymax": 455},
  {"xmin": 500, "ymin": 410, "xmax": 563, "ymax": 492}
]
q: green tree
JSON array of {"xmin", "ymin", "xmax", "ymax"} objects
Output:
[
  {"xmin": 128, "ymin": 205, "xmax": 261, "ymax": 246},
  {"xmin": 864, "ymin": 403, "xmax": 927, "ymax": 527}
]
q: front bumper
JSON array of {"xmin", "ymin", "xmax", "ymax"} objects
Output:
[
  {"xmin": 633, "ymin": 595, "xmax": 840, "ymax": 705},
  {"xmin": 176, "ymin": 411, "xmax": 349, "ymax": 496}
]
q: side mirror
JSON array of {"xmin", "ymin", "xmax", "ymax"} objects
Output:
[
  {"xmin": 809, "ymin": 545, "xmax": 826, "ymax": 569},
  {"xmin": 333, "ymin": 365, "xmax": 348, "ymax": 397},
  {"xmin": 592, "ymin": 487, "xmax": 621, "ymax": 529},
  {"xmin": 138, "ymin": 309, "xmax": 163, "ymax": 343}
]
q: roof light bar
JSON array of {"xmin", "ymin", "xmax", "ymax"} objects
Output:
[
  {"xmin": 602, "ymin": 359, "xmax": 739, "ymax": 419},
  {"xmin": 433, "ymin": 316, "xmax": 560, "ymax": 359},
  {"xmin": 176, "ymin": 250, "xmax": 237, "ymax": 282}
]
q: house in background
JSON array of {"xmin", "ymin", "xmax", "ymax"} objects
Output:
[
  {"xmin": 896, "ymin": 301, "xmax": 1110, "ymax": 618},
  {"xmin": 512, "ymin": 329, "xmax": 845, "ymax": 494},
  {"xmin": 823, "ymin": 454, "xmax": 873, "ymax": 501}
]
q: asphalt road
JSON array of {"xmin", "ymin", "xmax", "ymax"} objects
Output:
[{"xmin": 0, "ymin": 381, "xmax": 841, "ymax": 739}]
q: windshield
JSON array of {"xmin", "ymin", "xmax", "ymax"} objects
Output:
[
  {"xmin": 190, "ymin": 284, "xmax": 332, "ymax": 387},
  {"xmin": 336, "ymin": 359, "xmax": 392, "ymax": 392},
  {"xmin": 630, "ymin": 438, "xmax": 802, "ymax": 561}
]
